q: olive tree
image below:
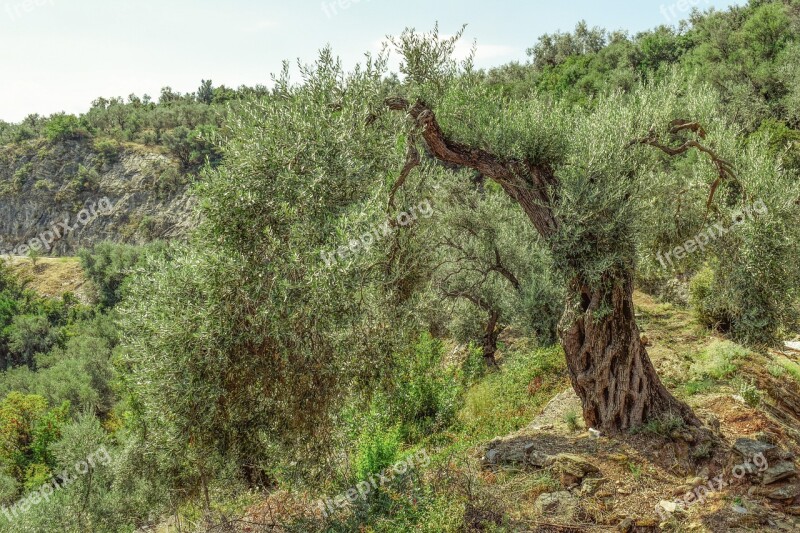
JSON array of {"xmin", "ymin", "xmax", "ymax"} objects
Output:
[
  {"xmin": 429, "ymin": 176, "xmax": 562, "ymax": 366},
  {"xmin": 382, "ymin": 28, "xmax": 796, "ymax": 434}
]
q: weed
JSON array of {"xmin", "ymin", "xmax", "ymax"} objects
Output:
[{"xmin": 563, "ymin": 410, "xmax": 580, "ymax": 432}]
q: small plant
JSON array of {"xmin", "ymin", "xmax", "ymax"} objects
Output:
[
  {"xmin": 354, "ymin": 421, "xmax": 401, "ymax": 481},
  {"xmin": 768, "ymin": 363, "xmax": 787, "ymax": 377},
  {"xmin": 563, "ymin": 410, "xmax": 580, "ymax": 432},
  {"xmin": 635, "ymin": 413, "xmax": 686, "ymax": 438},
  {"xmin": 628, "ymin": 462, "xmax": 642, "ymax": 480},
  {"xmin": 683, "ymin": 379, "xmax": 715, "ymax": 396},
  {"xmin": 778, "ymin": 359, "xmax": 800, "ymax": 384},
  {"xmin": 691, "ymin": 442, "xmax": 714, "ymax": 460},
  {"xmin": 27, "ymin": 248, "xmax": 42, "ymax": 269},
  {"xmin": 734, "ymin": 378, "xmax": 761, "ymax": 407}
]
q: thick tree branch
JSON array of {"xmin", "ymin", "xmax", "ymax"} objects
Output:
[
  {"xmin": 491, "ymin": 247, "xmax": 522, "ymax": 292},
  {"xmin": 386, "ymin": 97, "xmax": 560, "ymax": 238}
]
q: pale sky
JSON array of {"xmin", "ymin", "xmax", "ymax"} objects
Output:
[{"xmin": 0, "ymin": 0, "xmax": 744, "ymax": 123}]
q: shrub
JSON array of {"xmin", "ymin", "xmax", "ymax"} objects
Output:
[
  {"xmin": 354, "ymin": 421, "xmax": 401, "ymax": 481},
  {"xmin": 93, "ymin": 138, "xmax": 121, "ymax": 165},
  {"xmin": 43, "ymin": 114, "xmax": 90, "ymax": 143},
  {"xmin": 688, "ymin": 266, "xmax": 731, "ymax": 331},
  {"xmin": 384, "ymin": 333, "xmax": 460, "ymax": 442},
  {"xmin": 78, "ymin": 242, "xmax": 151, "ymax": 309},
  {"xmin": 6, "ymin": 314, "xmax": 58, "ymax": 368},
  {"xmin": 733, "ymin": 378, "xmax": 761, "ymax": 407}
]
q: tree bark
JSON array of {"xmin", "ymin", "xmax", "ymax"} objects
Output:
[
  {"xmin": 483, "ymin": 309, "xmax": 502, "ymax": 369},
  {"xmin": 560, "ymin": 273, "xmax": 699, "ymax": 434}
]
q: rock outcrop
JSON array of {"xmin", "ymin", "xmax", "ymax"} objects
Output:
[{"xmin": 0, "ymin": 138, "xmax": 196, "ymax": 256}]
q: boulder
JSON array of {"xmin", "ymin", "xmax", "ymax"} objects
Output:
[
  {"xmin": 534, "ymin": 491, "xmax": 578, "ymax": 518},
  {"xmin": 762, "ymin": 461, "xmax": 797, "ymax": 485},
  {"xmin": 751, "ymin": 483, "xmax": 800, "ymax": 501},
  {"xmin": 581, "ymin": 477, "xmax": 606, "ymax": 496},
  {"xmin": 549, "ymin": 453, "xmax": 601, "ymax": 488},
  {"xmin": 733, "ymin": 438, "xmax": 777, "ymax": 460}
]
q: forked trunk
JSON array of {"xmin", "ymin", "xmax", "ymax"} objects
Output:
[{"xmin": 560, "ymin": 272, "xmax": 699, "ymax": 435}]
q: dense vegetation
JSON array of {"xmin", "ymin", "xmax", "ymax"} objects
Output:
[
  {"xmin": 0, "ymin": 1, "xmax": 799, "ymax": 531},
  {"xmin": 0, "ymin": 81, "xmax": 262, "ymax": 171}
]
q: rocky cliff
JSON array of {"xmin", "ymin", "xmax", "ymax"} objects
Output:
[{"xmin": 0, "ymin": 138, "xmax": 196, "ymax": 257}]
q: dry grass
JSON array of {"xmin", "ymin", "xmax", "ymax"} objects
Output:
[{"xmin": 5, "ymin": 256, "xmax": 91, "ymax": 302}]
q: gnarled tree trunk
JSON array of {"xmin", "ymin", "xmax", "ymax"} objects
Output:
[{"xmin": 560, "ymin": 273, "xmax": 699, "ymax": 434}]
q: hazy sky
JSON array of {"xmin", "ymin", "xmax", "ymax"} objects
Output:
[{"xmin": 0, "ymin": 0, "xmax": 744, "ymax": 123}]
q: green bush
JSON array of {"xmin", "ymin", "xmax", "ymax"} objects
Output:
[
  {"xmin": 78, "ymin": 242, "xmax": 155, "ymax": 309},
  {"xmin": 688, "ymin": 266, "xmax": 731, "ymax": 331},
  {"xmin": 384, "ymin": 333, "xmax": 461, "ymax": 442},
  {"xmin": 93, "ymin": 138, "xmax": 121, "ymax": 165},
  {"xmin": 354, "ymin": 421, "xmax": 401, "ymax": 481},
  {"xmin": 43, "ymin": 114, "xmax": 90, "ymax": 143}
]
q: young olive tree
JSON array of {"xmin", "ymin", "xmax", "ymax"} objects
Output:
[
  {"xmin": 429, "ymin": 176, "xmax": 562, "ymax": 366},
  {"xmin": 118, "ymin": 49, "xmax": 419, "ymax": 502}
]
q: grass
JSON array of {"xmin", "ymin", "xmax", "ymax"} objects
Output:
[
  {"xmin": 8, "ymin": 256, "xmax": 86, "ymax": 299},
  {"xmin": 563, "ymin": 410, "xmax": 580, "ymax": 432},
  {"xmin": 690, "ymin": 340, "xmax": 750, "ymax": 381},
  {"xmin": 458, "ymin": 345, "xmax": 566, "ymax": 440},
  {"xmin": 627, "ymin": 462, "xmax": 643, "ymax": 481},
  {"xmin": 682, "ymin": 378, "xmax": 716, "ymax": 396},
  {"xmin": 633, "ymin": 413, "xmax": 686, "ymax": 438},
  {"xmin": 773, "ymin": 357, "xmax": 800, "ymax": 384}
]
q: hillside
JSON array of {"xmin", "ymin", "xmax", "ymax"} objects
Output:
[
  {"xmin": 223, "ymin": 293, "xmax": 800, "ymax": 532},
  {"xmin": 6, "ymin": 256, "xmax": 89, "ymax": 302},
  {"xmin": 1, "ymin": 2, "xmax": 800, "ymax": 533},
  {"xmin": 0, "ymin": 138, "xmax": 195, "ymax": 257}
]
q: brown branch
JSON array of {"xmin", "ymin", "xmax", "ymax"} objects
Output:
[
  {"xmin": 631, "ymin": 121, "xmax": 744, "ymax": 217},
  {"xmin": 669, "ymin": 119, "xmax": 707, "ymax": 138},
  {"xmin": 386, "ymin": 97, "xmax": 560, "ymax": 238},
  {"xmin": 491, "ymin": 247, "xmax": 522, "ymax": 292},
  {"xmin": 442, "ymin": 289, "xmax": 492, "ymax": 313},
  {"xmin": 388, "ymin": 131, "xmax": 420, "ymax": 212}
]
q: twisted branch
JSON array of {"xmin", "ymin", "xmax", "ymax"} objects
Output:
[{"xmin": 631, "ymin": 121, "xmax": 742, "ymax": 215}]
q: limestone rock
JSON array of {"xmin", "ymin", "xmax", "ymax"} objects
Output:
[
  {"xmin": 762, "ymin": 461, "xmax": 797, "ymax": 485},
  {"xmin": 534, "ymin": 491, "xmax": 578, "ymax": 518}
]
